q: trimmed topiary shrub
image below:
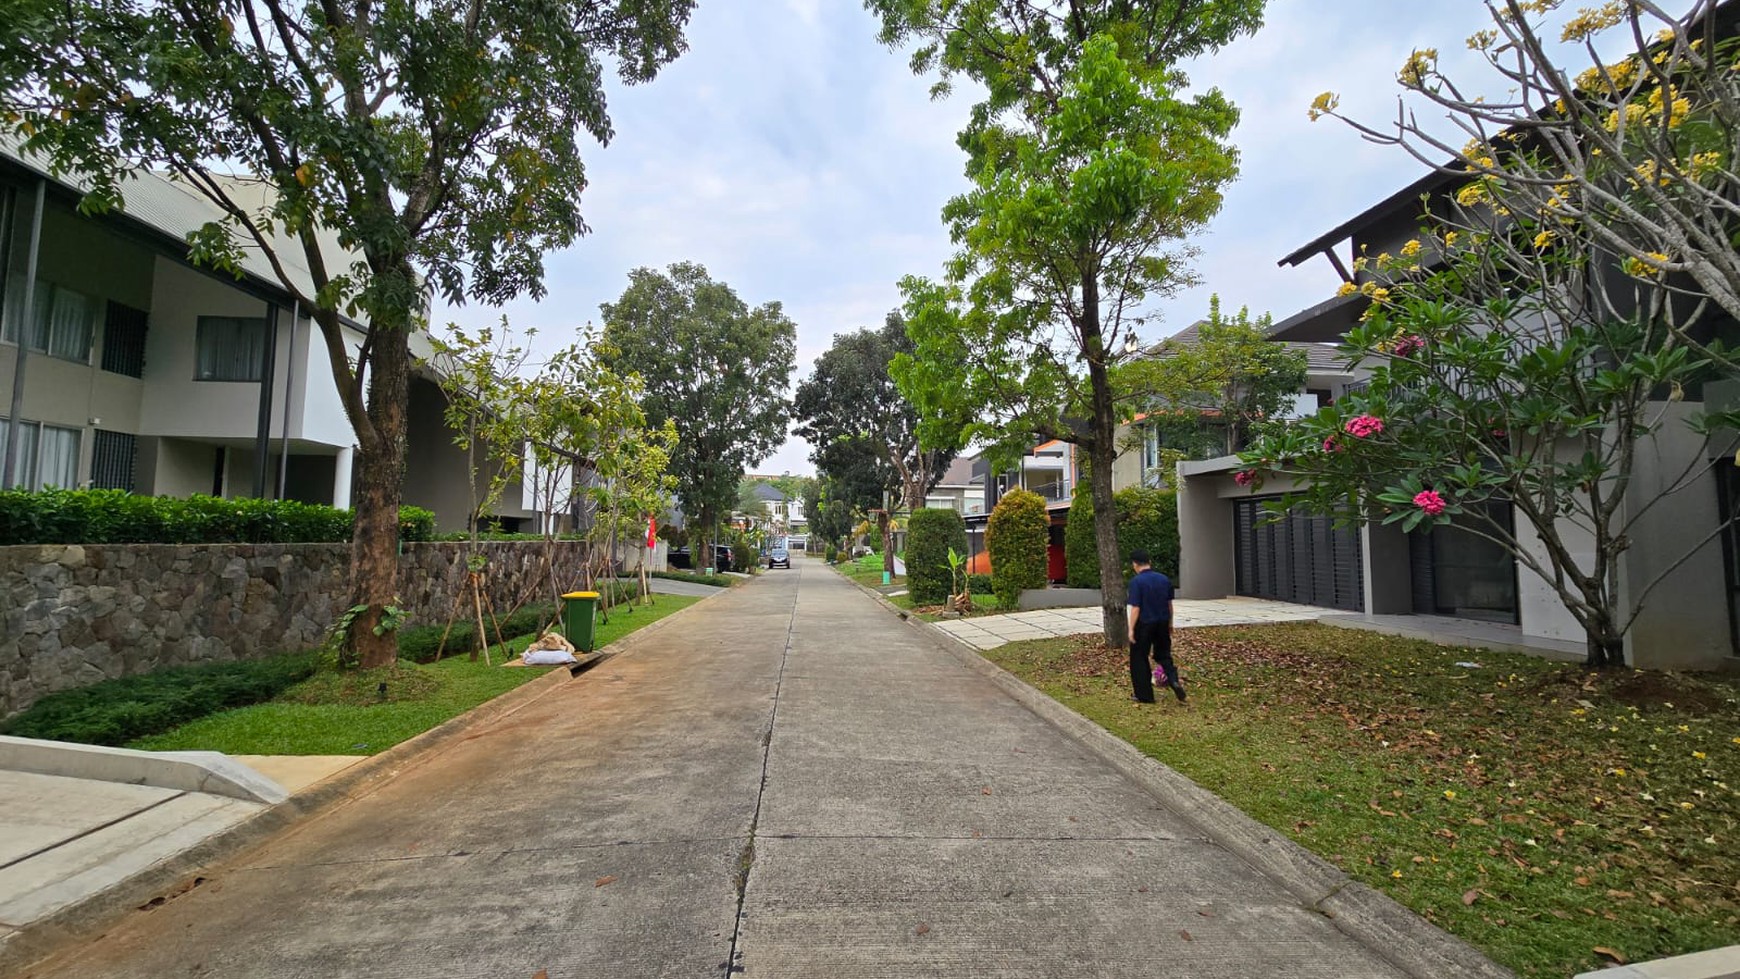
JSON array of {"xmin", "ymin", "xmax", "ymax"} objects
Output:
[
  {"xmin": 987, "ymin": 488, "xmax": 1048, "ymax": 609},
  {"xmin": 1064, "ymin": 488, "xmax": 1098, "ymax": 588},
  {"xmin": 905, "ymin": 507, "xmax": 967, "ymax": 605},
  {"xmin": 1062, "ymin": 487, "xmax": 1180, "ymax": 587}
]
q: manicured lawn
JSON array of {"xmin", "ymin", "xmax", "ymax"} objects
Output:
[
  {"xmin": 131, "ymin": 593, "xmax": 703, "ymax": 756},
  {"xmin": 985, "ymin": 623, "xmax": 1740, "ymax": 979},
  {"xmin": 836, "ymin": 552, "xmax": 904, "ymax": 590}
]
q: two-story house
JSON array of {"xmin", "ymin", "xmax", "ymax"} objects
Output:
[
  {"xmin": 0, "ymin": 142, "xmax": 537, "ymax": 533},
  {"xmin": 1171, "ymin": 169, "xmax": 1739, "ymax": 670}
]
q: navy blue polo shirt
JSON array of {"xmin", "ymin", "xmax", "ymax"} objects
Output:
[{"xmin": 1127, "ymin": 568, "xmax": 1174, "ymax": 626}]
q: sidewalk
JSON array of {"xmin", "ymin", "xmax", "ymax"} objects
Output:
[
  {"xmin": 932, "ymin": 596, "xmax": 1343, "ymax": 649},
  {"xmin": 15, "ymin": 557, "xmax": 1501, "ymax": 979}
]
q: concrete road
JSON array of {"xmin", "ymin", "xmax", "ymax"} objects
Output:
[{"xmin": 19, "ymin": 556, "xmax": 1415, "ymax": 979}]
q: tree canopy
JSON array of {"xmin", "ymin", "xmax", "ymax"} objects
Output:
[
  {"xmin": 1, "ymin": 0, "xmax": 694, "ymax": 665},
  {"xmin": 885, "ymin": 14, "xmax": 1256, "ymax": 643},
  {"xmin": 601, "ymin": 262, "xmax": 796, "ymax": 555}
]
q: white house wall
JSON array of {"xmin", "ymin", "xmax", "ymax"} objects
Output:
[
  {"xmin": 139, "ymin": 257, "xmax": 286, "ymax": 442},
  {"xmin": 1620, "ymin": 401, "xmax": 1733, "ymax": 668}
]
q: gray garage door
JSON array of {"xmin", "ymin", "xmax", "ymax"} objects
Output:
[{"xmin": 1233, "ymin": 498, "xmax": 1364, "ymax": 612}]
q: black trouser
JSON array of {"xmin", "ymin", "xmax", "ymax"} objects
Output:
[{"xmin": 1129, "ymin": 621, "xmax": 1176, "ymax": 702}]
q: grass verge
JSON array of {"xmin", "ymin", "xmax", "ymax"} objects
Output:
[
  {"xmin": 835, "ymin": 551, "xmax": 905, "ymax": 591},
  {"xmin": 985, "ymin": 623, "xmax": 1740, "ymax": 979},
  {"xmin": 650, "ymin": 569, "xmax": 736, "ymax": 588},
  {"xmin": 129, "ymin": 593, "xmax": 703, "ymax": 756}
]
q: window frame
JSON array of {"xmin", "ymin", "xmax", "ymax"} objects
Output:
[
  {"xmin": 0, "ymin": 416, "xmax": 83, "ymax": 490},
  {"xmin": 2, "ymin": 277, "xmax": 98, "ymax": 364},
  {"xmin": 194, "ymin": 314, "xmax": 269, "ymax": 382}
]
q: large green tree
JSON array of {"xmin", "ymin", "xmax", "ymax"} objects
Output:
[
  {"xmin": 0, "ymin": 0, "xmax": 693, "ymax": 666},
  {"xmin": 601, "ymin": 263, "xmax": 796, "ymax": 568},
  {"xmin": 1119, "ymin": 296, "xmax": 1308, "ymax": 469},
  {"xmin": 874, "ymin": 1, "xmax": 1263, "ymax": 646},
  {"xmin": 794, "ymin": 312, "xmax": 960, "ymax": 574}
]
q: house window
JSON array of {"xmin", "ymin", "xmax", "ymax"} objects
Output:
[
  {"xmin": 3, "ymin": 277, "xmax": 97, "ymax": 363},
  {"xmin": 90, "ymin": 430, "xmax": 137, "ymax": 491},
  {"xmin": 925, "ymin": 496, "xmax": 958, "ymax": 512},
  {"xmin": 0, "ymin": 417, "xmax": 81, "ymax": 489},
  {"xmin": 195, "ymin": 315, "xmax": 267, "ymax": 381},
  {"xmin": 101, "ymin": 301, "xmax": 149, "ymax": 378}
]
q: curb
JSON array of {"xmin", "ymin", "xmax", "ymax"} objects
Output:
[
  {"xmin": 836, "ymin": 567, "xmax": 1513, "ymax": 979},
  {"xmin": 0, "ymin": 585, "xmax": 730, "ymax": 978}
]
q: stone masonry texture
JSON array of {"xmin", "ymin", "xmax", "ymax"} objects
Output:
[{"xmin": 0, "ymin": 540, "xmax": 588, "ymax": 718}]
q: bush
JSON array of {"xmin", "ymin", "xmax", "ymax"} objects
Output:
[
  {"xmin": 965, "ymin": 572, "xmax": 992, "ymax": 595},
  {"xmin": 0, "ymin": 651, "xmax": 320, "ymax": 746},
  {"xmin": 1063, "ymin": 487, "xmax": 1180, "ymax": 587},
  {"xmin": 987, "ymin": 488, "xmax": 1048, "ymax": 609},
  {"xmin": 905, "ymin": 508, "xmax": 966, "ymax": 605},
  {"xmin": 730, "ymin": 532, "xmax": 757, "ymax": 573},
  {"xmin": 824, "ymin": 544, "xmax": 838, "ymax": 564},
  {"xmin": 395, "ymin": 602, "xmax": 557, "ymax": 664},
  {"xmin": 649, "ymin": 569, "xmax": 733, "ymax": 588},
  {"xmin": 0, "ymin": 488, "xmax": 438, "ymax": 546},
  {"xmin": 1065, "ymin": 488, "xmax": 1098, "ymax": 588}
]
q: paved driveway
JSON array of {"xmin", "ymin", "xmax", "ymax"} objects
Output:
[
  {"xmin": 21, "ymin": 562, "xmax": 1456, "ymax": 979},
  {"xmin": 931, "ymin": 597, "xmax": 1342, "ymax": 650}
]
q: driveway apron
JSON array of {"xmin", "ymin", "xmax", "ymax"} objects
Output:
[{"xmin": 21, "ymin": 558, "xmax": 1411, "ymax": 978}]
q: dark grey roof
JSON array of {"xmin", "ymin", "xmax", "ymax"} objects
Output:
[
  {"xmin": 1147, "ymin": 320, "xmax": 1349, "ymax": 373},
  {"xmin": 938, "ymin": 455, "xmax": 977, "ymax": 486},
  {"xmin": 750, "ymin": 482, "xmax": 787, "ymax": 502}
]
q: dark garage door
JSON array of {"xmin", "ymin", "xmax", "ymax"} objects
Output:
[{"xmin": 1233, "ymin": 498, "xmax": 1364, "ymax": 612}]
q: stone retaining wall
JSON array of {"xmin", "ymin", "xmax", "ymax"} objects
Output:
[{"xmin": 0, "ymin": 540, "xmax": 588, "ymax": 718}]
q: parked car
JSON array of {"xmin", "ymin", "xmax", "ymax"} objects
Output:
[{"xmin": 768, "ymin": 545, "xmax": 790, "ymax": 569}]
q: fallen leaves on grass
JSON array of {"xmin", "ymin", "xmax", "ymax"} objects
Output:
[
  {"xmin": 984, "ymin": 623, "xmax": 1740, "ymax": 979},
  {"xmin": 594, "ymin": 875, "xmax": 617, "ymax": 888}
]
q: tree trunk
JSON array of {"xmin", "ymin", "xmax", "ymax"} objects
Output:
[
  {"xmin": 1584, "ymin": 625, "xmax": 1625, "ymax": 670},
  {"xmin": 347, "ymin": 326, "xmax": 411, "ymax": 670},
  {"xmin": 880, "ymin": 510, "xmax": 894, "ymax": 574},
  {"xmin": 1080, "ymin": 275, "xmax": 1128, "ymax": 648}
]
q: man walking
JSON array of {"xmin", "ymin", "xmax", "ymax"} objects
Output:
[{"xmin": 1126, "ymin": 549, "xmax": 1184, "ymax": 704}]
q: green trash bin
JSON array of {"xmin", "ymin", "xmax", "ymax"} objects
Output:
[{"xmin": 562, "ymin": 590, "xmax": 600, "ymax": 653}]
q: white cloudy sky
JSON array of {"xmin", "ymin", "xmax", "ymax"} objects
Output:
[{"xmin": 435, "ymin": 0, "xmax": 1516, "ymax": 476}]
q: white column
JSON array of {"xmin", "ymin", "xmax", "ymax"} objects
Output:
[{"xmin": 332, "ymin": 446, "xmax": 354, "ymax": 509}]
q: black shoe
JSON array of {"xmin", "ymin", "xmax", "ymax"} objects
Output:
[
  {"xmin": 1169, "ymin": 680, "xmax": 1186, "ymax": 703},
  {"xmin": 1130, "ymin": 695, "xmax": 1155, "ymax": 704}
]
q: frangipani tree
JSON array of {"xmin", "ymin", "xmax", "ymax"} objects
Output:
[
  {"xmin": 1242, "ymin": 219, "xmax": 1732, "ymax": 668},
  {"xmin": 1309, "ymin": 0, "xmax": 1740, "ymax": 374}
]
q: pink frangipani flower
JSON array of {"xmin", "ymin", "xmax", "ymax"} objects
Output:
[
  {"xmin": 1234, "ymin": 470, "xmax": 1258, "ymax": 488},
  {"xmin": 1345, "ymin": 415, "xmax": 1385, "ymax": 438},
  {"xmin": 1393, "ymin": 335, "xmax": 1426, "ymax": 357},
  {"xmin": 1414, "ymin": 489, "xmax": 1447, "ymax": 516}
]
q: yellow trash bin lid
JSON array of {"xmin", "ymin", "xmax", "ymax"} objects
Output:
[{"xmin": 562, "ymin": 591, "xmax": 600, "ymax": 600}]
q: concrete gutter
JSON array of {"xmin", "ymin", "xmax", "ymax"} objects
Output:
[
  {"xmin": 1573, "ymin": 945, "xmax": 1740, "ymax": 979},
  {"xmin": 0, "ymin": 585, "xmax": 729, "ymax": 977},
  {"xmin": 0, "ymin": 738, "xmax": 288, "ymax": 805},
  {"xmin": 834, "ymin": 567, "xmax": 1513, "ymax": 979}
]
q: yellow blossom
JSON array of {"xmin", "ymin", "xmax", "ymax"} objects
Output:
[
  {"xmin": 1391, "ymin": 869, "xmax": 1404, "ymax": 878},
  {"xmin": 1456, "ymin": 182, "xmax": 1491, "ymax": 207},
  {"xmin": 1443, "ymin": 230, "xmax": 1460, "ymax": 248},
  {"xmin": 1561, "ymin": 2, "xmax": 1624, "ymax": 42},
  {"xmin": 1400, "ymin": 239, "xmax": 1423, "ymax": 259},
  {"xmin": 1399, "ymin": 48, "xmax": 1438, "ymax": 87},
  {"xmin": 1443, "ymin": 790, "xmax": 1457, "ymax": 800},
  {"xmin": 1309, "ymin": 91, "xmax": 1340, "ymax": 122},
  {"xmin": 1533, "ymin": 229, "xmax": 1556, "ymax": 249},
  {"xmin": 1337, "ymin": 281, "xmax": 1359, "ymax": 297},
  {"xmin": 1468, "ymin": 29, "xmax": 1498, "ymax": 50},
  {"xmin": 1693, "ymin": 751, "xmax": 1707, "ymax": 759}
]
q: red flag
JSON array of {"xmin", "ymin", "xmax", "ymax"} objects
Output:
[{"xmin": 645, "ymin": 515, "xmax": 658, "ymax": 549}]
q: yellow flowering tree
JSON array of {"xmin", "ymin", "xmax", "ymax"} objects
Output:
[{"xmin": 1313, "ymin": 0, "xmax": 1740, "ymax": 373}]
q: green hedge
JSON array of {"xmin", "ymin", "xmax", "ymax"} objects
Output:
[
  {"xmin": 905, "ymin": 508, "xmax": 967, "ymax": 605},
  {"xmin": 1064, "ymin": 487, "xmax": 1180, "ymax": 587},
  {"xmin": 1065, "ymin": 489, "xmax": 1099, "ymax": 588},
  {"xmin": 987, "ymin": 488, "xmax": 1049, "ymax": 609},
  {"xmin": 965, "ymin": 572, "xmax": 992, "ymax": 596},
  {"xmin": 0, "ymin": 488, "xmax": 435, "ymax": 546},
  {"xmin": 0, "ymin": 651, "xmax": 320, "ymax": 746}
]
